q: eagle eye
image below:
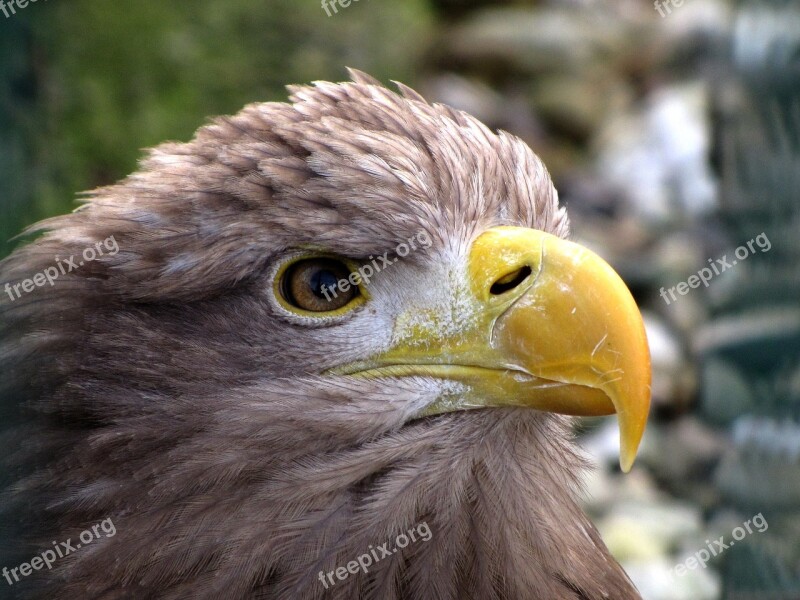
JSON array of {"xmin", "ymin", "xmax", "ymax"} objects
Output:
[{"xmin": 278, "ymin": 257, "xmax": 361, "ymax": 314}]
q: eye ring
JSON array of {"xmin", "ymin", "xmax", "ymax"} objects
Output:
[{"xmin": 273, "ymin": 255, "xmax": 366, "ymax": 317}]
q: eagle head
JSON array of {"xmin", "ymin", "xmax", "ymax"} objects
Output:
[{"xmin": 0, "ymin": 70, "xmax": 650, "ymax": 599}]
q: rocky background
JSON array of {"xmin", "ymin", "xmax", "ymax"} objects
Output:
[
  {"xmin": 419, "ymin": 2, "xmax": 799, "ymax": 599},
  {"xmin": 1, "ymin": 0, "xmax": 799, "ymax": 598}
]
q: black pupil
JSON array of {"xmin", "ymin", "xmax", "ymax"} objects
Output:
[{"xmin": 310, "ymin": 269, "xmax": 340, "ymax": 298}]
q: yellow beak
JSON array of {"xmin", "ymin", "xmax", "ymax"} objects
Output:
[
  {"xmin": 470, "ymin": 227, "xmax": 651, "ymax": 471},
  {"xmin": 336, "ymin": 226, "xmax": 651, "ymax": 472}
]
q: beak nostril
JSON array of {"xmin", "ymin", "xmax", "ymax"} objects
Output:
[{"xmin": 490, "ymin": 266, "xmax": 532, "ymax": 296}]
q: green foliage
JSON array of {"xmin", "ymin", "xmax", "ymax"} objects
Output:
[{"xmin": 0, "ymin": 0, "xmax": 433, "ymax": 257}]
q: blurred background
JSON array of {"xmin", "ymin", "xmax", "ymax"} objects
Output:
[{"xmin": 1, "ymin": 0, "xmax": 798, "ymax": 598}]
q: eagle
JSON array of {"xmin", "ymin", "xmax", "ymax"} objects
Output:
[{"xmin": 0, "ymin": 70, "xmax": 650, "ymax": 599}]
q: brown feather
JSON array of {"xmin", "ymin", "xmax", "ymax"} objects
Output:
[{"xmin": 0, "ymin": 73, "xmax": 637, "ymax": 599}]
